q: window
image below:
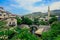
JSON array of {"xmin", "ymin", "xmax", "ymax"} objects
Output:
[
  {"xmin": 9, "ymin": 22, "xmax": 11, "ymax": 25},
  {"xmin": 0, "ymin": 14, "xmax": 2, "ymax": 16},
  {"xmin": 11, "ymin": 22, "xmax": 16, "ymax": 26},
  {"xmin": 12, "ymin": 22, "xmax": 15, "ymax": 25},
  {"xmin": 4, "ymin": 15, "xmax": 6, "ymax": 16},
  {"xmin": 0, "ymin": 18, "xmax": 2, "ymax": 20},
  {"xmin": 11, "ymin": 18, "xmax": 14, "ymax": 20}
]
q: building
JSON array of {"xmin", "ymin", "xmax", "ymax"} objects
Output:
[
  {"xmin": 58, "ymin": 16, "xmax": 60, "ymax": 21},
  {"xmin": 35, "ymin": 25, "xmax": 50, "ymax": 35},
  {"xmin": 39, "ymin": 17, "xmax": 45, "ymax": 21},
  {"xmin": 0, "ymin": 7, "xmax": 17, "ymax": 27},
  {"xmin": 48, "ymin": 6, "xmax": 51, "ymax": 20},
  {"xmin": 6, "ymin": 17, "xmax": 17, "ymax": 27}
]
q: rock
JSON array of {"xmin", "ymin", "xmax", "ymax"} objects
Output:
[{"xmin": 20, "ymin": 24, "xmax": 30, "ymax": 29}]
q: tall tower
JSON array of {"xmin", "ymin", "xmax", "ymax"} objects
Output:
[{"xmin": 48, "ymin": 6, "xmax": 50, "ymax": 20}]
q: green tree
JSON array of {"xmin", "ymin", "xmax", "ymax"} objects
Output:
[
  {"xmin": 10, "ymin": 28, "xmax": 40, "ymax": 40},
  {"xmin": 51, "ymin": 21, "xmax": 60, "ymax": 35},
  {"xmin": 42, "ymin": 30, "xmax": 56, "ymax": 40},
  {"xmin": 22, "ymin": 16, "xmax": 33, "ymax": 25},
  {"xmin": 0, "ymin": 21, "xmax": 6, "ymax": 28},
  {"xmin": 54, "ymin": 35, "xmax": 60, "ymax": 40},
  {"xmin": 49, "ymin": 17, "xmax": 58, "ymax": 24},
  {"xmin": 34, "ymin": 18, "xmax": 40, "ymax": 26},
  {"xmin": 16, "ymin": 16, "xmax": 22, "ymax": 25},
  {"xmin": 40, "ymin": 20, "xmax": 48, "ymax": 25},
  {"xmin": 42, "ymin": 21, "xmax": 60, "ymax": 40}
]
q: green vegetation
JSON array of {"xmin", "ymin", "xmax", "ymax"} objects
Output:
[
  {"xmin": 0, "ymin": 27, "xmax": 41, "ymax": 40},
  {"xmin": 10, "ymin": 28, "xmax": 40, "ymax": 40},
  {"xmin": 34, "ymin": 18, "xmax": 40, "ymax": 25},
  {"xmin": 0, "ymin": 14, "xmax": 60, "ymax": 40},
  {"xmin": 49, "ymin": 17, "xmax": 58, "ymax": 24},
  {"xmin": 16, "ymin": 16, "xmax": 22, "ymax": 25},
  {"xmin": 40, "ymin": 20, "xmax": 48, "ymax": 25},
  {"xmin": 34, "ymin": 18, "xmax": 48, "ymax": 25},
  {"xmin": 0, "ymin": 20, "xmax": 60, "ymax": 40},
  {"xmin": 22, "ymin": 16, "xmax": 33, "ymax": 25},
  {"xmin": 54, "ymin": 35, "xmax": 60, "ymax": 40},
  {"xmin": 0, "ymin": 21, "xmax": 41, "ymax": 40},
  {"xmin": 42, "ymin": 21, "xmax": 60, "ymax": 40}
]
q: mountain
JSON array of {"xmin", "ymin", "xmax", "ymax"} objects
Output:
[
  {"xmin": 50, "ymin": 10, "xmax": 60, "ymax": 16},
  {"xmin": 24, "ymin": 10, "xmax": 60, "ymax": 18},
  {"xmin": 24, "ymin": 12, "xmax": 46, "ymax": 18}
]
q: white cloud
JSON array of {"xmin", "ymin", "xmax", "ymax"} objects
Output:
[
  {"xmin": 50, "ymin": 2, "xmax": 60, "ymax": 10},
  {"xmin": 14, "ymin": 0, "xmax": 42, "ymax": 8},
  {"xmin": 12, "ymin": 0, "xmax": 60, "ymax": 13}
]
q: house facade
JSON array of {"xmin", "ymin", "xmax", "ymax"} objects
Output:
[
  {"xmin": 0, "ymin": 7, "xmax": 17, "ymax": 27},
  {"xmin": 6, "ymin": 18, "xmax": 17, "ymax": 27}
]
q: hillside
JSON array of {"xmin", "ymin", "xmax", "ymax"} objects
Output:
[
  {"xmin": 24, "ymin": 12, "xmax": 46, "ymax": 18},
  {"xmin": 50, "ymin": 10, "xmax": 60, "ymax": 16},
  {"xmin": 24, "ymin": 10, "xmax": 60, "ymax": 18}
]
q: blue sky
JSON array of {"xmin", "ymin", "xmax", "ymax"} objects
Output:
[{"xmin": 0, "ymin": 0, "xmax": 60, "ymax": 15}]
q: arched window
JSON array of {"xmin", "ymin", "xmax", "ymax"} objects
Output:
[{"xmin": 9, "ymin": 22, "xmax": 11, "ymax": 25}]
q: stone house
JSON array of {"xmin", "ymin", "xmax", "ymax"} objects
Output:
[
  {"xmin": 0, "ymin": 7, "xmax": 17, "ymax": 27},
  {"xmin": 6, "ymin": 17, "xmax": 17, "ymax": 27}
]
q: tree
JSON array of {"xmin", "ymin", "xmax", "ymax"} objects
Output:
[
  {"xmin": 16, "ymin": 16, "xmax": 22, "ymax": 25},
  {"xmin": 51, "ymin": 21, "xmax": 60, "ymax": 35},
  {"xmin": 42, "ymin": 21, "xmax": 60, "ymax": 40},
  {"xmin": 40, "ymin": 20, "xmax": 48, "ymax": 25},
  {"xmin": 42, "ymin": 30, "xmax": 56, "ymax": 40},
  {"xmin": 22, "ymin": 16, "xmax": 33, "ymax": 25},
  {"xmin": 49, "ymin": 17, "xmax": 58, "ymax": 24},
  {"xmin": 0, "ymin": 21, "xmax": 6, "ymax": 28},
  {"xmin": 10, "ymin": 28, "xmax": 40, "ymax": 40},
  {"xmin": 54, "ymin": 35, "xmax": 60, "ymax": 40},
  {"xmin": 34, "ymin": 18, "xmax": 40, "ymax": 26}
]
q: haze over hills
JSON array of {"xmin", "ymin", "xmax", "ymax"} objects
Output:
[
  {"xmin": 24, "ymin": 10, "xmax": 60, "ymax": 18},
  {"xmin": 24, "ymin": 12, "xmax": 46, "ymax": 18},
  {"xmin": 50, "ymin": 10, "xmax": 60, "ymax": 16}
]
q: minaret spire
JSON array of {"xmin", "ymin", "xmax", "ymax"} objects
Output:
[{"xmin": 48, "ymin": 6, "xmax": 50, "ymax": 20}]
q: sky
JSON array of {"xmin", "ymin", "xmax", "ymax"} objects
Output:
[{"xmin": 0, "ymin": 0, "xmax": 60, "ymax": 15}]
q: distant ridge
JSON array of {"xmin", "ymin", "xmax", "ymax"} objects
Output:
[{"xmin": 24, "ymin": 10, "xmax": 60, "ymax": 18}]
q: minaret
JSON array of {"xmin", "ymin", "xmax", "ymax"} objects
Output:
[{"xmin": 48, "ymin": 6, "xmax": 50, "ymax": 20}]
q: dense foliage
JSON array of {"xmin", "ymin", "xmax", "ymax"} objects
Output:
[
  {"xmin": 42, "ymin": 21, "xmax": 60, "ymax": 40},
  {"xmin": 16, "ymin": 16, "xmax": 22, "ymax": 25},
  {"xmin": 0, "ymin": 16, "xmax": 60, "ymax": 40},
  {"xmin": 49, "ymin": 17, "xmax": 58, "ymax": 24},
  {"xmin": 0, "ymin": 21, "xmax": 41, "ymax": 40},
  {"xmin": 34, "ymin": 18, "xmax": 40, "ymax": 25},
  {"xmin": 40, "ymin": 20, "xmax": 48, "ymax": 25},
  {"xmin": 22, "ymin": 16, "xmax": 33, "ymax": 25},
  {"xmin": 34, "ymin": 18, "xmax": 48, "ymax": 25},
  {"xmin": 0, "ymin": 27, "xmax": 41, "ymax": 40}
]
